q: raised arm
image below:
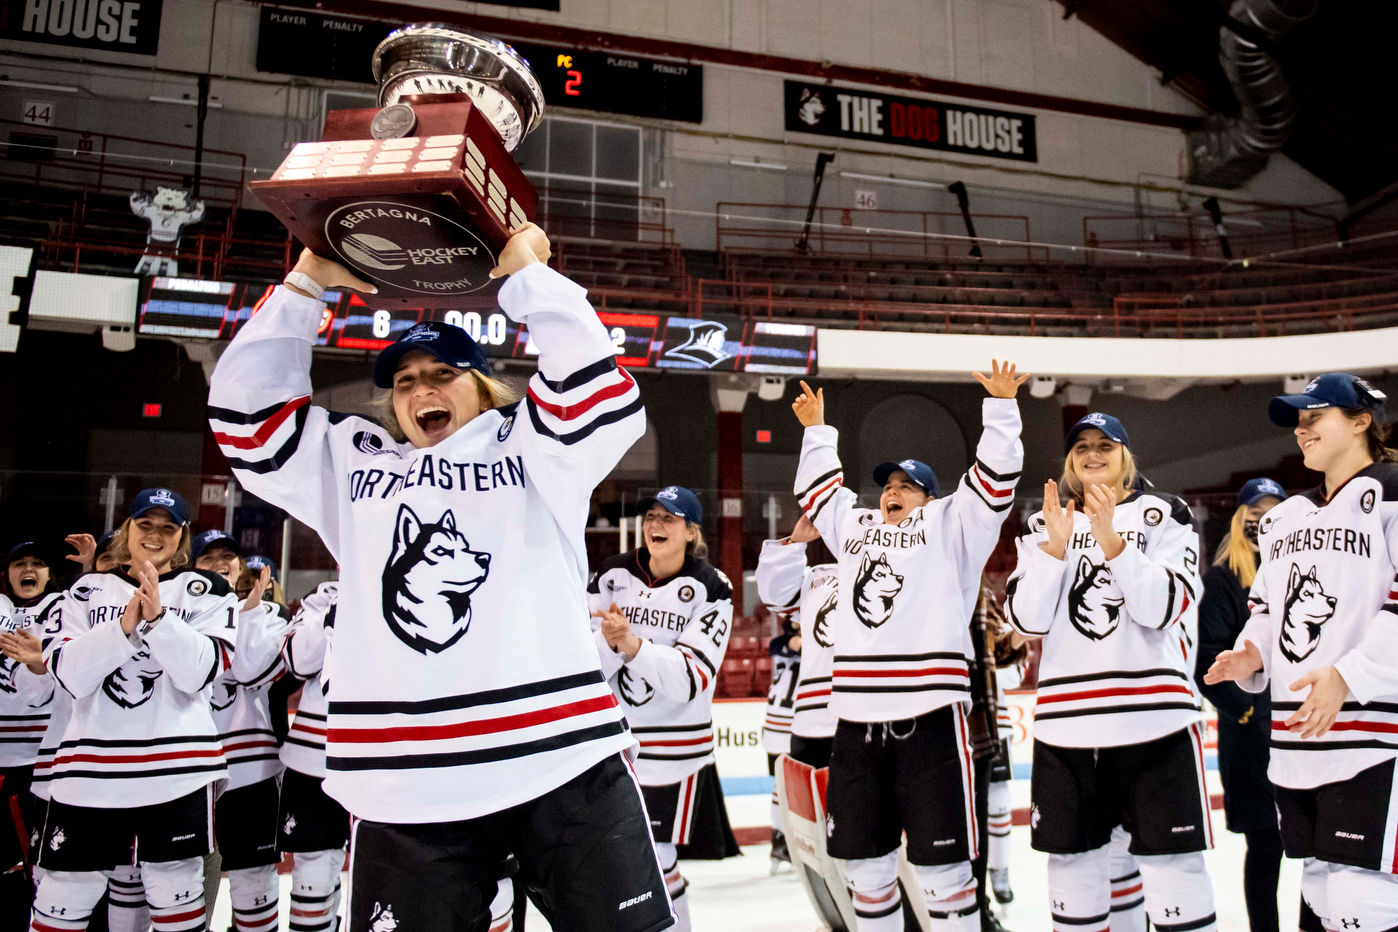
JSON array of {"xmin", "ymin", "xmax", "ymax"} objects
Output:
[
  {"xmin": 946, "ymin": 361, "xmax": 1026, "ymax": 569},
  {"xmin": 792, "ymin": 382, "xmax": 855, "ymax": 551},
  {"xmin": 282, "ymin": 584, "xmax": 336, "ymax": 680},
  {"xmin": 755, "ymin": 536, "xmax": 809, "ymax": 621},
  {"xmin": 624, "ymin": 575, "xmax": 733, "ymax": 704},
  {"xmin": 500, "ymin": 227, "xmax": 645, "ymax": 522},
  {"xmin": 208, "ymin": 253, "xmax": 374, "ymax": 559}
]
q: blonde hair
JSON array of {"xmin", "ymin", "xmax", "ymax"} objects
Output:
[
  {"xmin": 1213, "ymin": 505, "xmax": 1258, "ymax": 587},
  {"xmin": 687, "ymin": 524, "xmax": 709, "ymax": 561},
  {"xmin": 375, "ymin": 370, "xmax": 517, "ymax": 442},
  {"xmin": 1059, "ymin": 444, "xmax": 1139, "ymax": 501},
  {"xmin": 109, "ymin": 517, "xmax": 192, "ymax": 571}
]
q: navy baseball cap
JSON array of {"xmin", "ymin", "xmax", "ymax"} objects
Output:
[
  {"xmin": 192, "ymin": 529, "xmax": 241, "ymax": 561},
  {"xmin": 638, "ymin": 486, "xmax": 704, "ymax": 524},
  {"xmin": 246, "ymin": 555, "xmax": 278, "ymax": 580},
  {"xmin": 1269, "ymin": 373, "xmax": 1388, "ymax": 427},
  {"xmin": 6, "ymin": 541, "xmax": 46, "ymax": 567},
  {"xmin": 372, "ymin": 321, "xmax": 490, "ymax": 389},
  {"xmin": 1065, "ymin": 413, "xmax": 1130, "ymax": 452},
  {"xmin": 873, "ymin": 459, "xmax": 940, "ymax": 498},
  {"xmin": 1237, "ymin": 478, "xmax": 1286, "ymax": 508},
  {"xmin": 94, "ymin": 531, "xmax": 117, "ymax": 558},
  {"xmin": 128, "ymin": 488, "xmax": 190, "ymax": 526}
]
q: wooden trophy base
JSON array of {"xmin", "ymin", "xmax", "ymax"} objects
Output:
[{"xmin": 249, "ymin": 95, "xmax": 537, "ymax": 309}]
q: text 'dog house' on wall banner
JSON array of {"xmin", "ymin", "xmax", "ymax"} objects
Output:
[{"xmin": 784, "ymin": 80, "xmax": 1038, "ymax": 163}]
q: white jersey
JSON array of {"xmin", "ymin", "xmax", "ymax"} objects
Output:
[
  {"xmin": 211, "ymin": 600, "xmax": 289, "ymax": 790},
  {"xmin": 754, "ymin": 539, "xmax": 839, "ymax": 740},
  {"xmin": 1238, "ymin": 463, "xmax": 1398, "ymax": 789},
  {"xmin": 209, "ymin": 262, "xmax": 645, "ymax": 824},
  {"xmin": 45, "ymin": 568, "xmax": 238, "ymax": 807},
  {"xmin": 763, "ymin": 635, "xmax": 800, "ymax": 755},
  {"xmin": 794, "ymin": 398, "xmax": 1023, "ymax": 723},
  {"xmin": 0, "ymin": 593, "xmax": 58, "ymax": 768},
  {"xmin": 280, "ymin": 582, "xmax": 337, "ymax": 779},
  {"xmin": 588, "ymin": 550, "xmax": 733, "ymax": 786},
  {"xmin": 1004, "ymin": 490, "xmax": 1202, "ymax": 749}
]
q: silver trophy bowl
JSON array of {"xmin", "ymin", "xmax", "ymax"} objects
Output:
[{"xmin": 372, "ymin": 23, "xmax": 545, "ymax": 152}]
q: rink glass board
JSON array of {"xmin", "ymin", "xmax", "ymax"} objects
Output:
[{"xmin": 138, "ymin": 278, "xmax": 815, "ymax": 375}]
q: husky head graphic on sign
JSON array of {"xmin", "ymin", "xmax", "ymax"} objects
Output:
[
  {"xmin": 797, "ymin": 88, "xmax": 827, "ymax": 127},
  {"xmin": 852, "ymin": 553, "xmax": 903, "ymax": 628},
  {"xmin": 665, "ymin": 320, "xmax": 731, "ymax": 367},
  {"xmin": 1067, "ymin": 556, "xmax": 1124, "ymax": 640},
  {"xmin": 1280, "ymin": 565, "xmax": 1336, "ymax": 663},
  {"xmin": 103, "ymin": 649, "xmax": 164, "ymax": 708},
  {"xmin": 617, "ymin": 665, "xmax": 655, "ymax": 707},
  {"xmin": 382, "ymin": 504, "xmax": 491, "ymax": 654}
]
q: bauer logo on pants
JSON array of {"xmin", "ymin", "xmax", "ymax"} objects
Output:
[
  {"xmin": 382, "ymin": 504, "xmax": 491, "ymax": 654},
  {"xmin": 326, "ymin": 201, "xmax": 496, "ymax": 297}
]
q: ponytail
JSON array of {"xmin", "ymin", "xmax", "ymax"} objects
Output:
[{"xmin": 1212, "ymin": 505, "xmax": 1258, "ymax": 587}]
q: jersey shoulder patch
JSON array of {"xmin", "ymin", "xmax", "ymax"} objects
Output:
[
  {"xmin": 1143, "ymin": 491, "xmax": 1193, "ymax": 527},
  {"xmin": 688, "ymin": 559, "xmax": 734, "ymax": 602},
  {"xmin": 183, "ymin": 568, "xmax": 232, "ymax": 597}
]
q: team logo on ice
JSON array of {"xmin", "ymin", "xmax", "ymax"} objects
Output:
[
  {"xmin": 102, "ymin": 649, "xmax": 164, "ymax": 709},
  {"xmin": 617, "ymin": 666, "xmax": 655, "ymax": 707},
  {"xmin": 368, "ymin": 902, "xmax": 398, "ymax": 932},
  {"xmin": 187, "ymin": 578, "xmax": 209, "ymax": 597},
  {"xmin": 1067, "ymin": 557, "xmax": 1124, "ymax": 640},
  {"xmin": 796, "ymin": 88, "xmax": 826, "ymax": 127},
  {"xmin": 382, "ymin": 504, "xmax": 492, "ymax": 655},
  {"xmin": 1280, "ymin": 565, "xmax": 1336, "ymax": 663},
  {"xmin": 663, "ymin": 321, "xmax": 731, "ymax": 368},
  {"xmin": 852, "ymin": 553, "xmax": 903, "ymax": 629},
  {"xmin": 812, "ymin": 589, "xmax": 838, "ymax": 648},
  {"xmin": 48, "ymin": 828, "xmax": 65, "ymax": 851},
  {"xmin": 282, "ymin": 815, "xmax": 297, "ymax": 835}
]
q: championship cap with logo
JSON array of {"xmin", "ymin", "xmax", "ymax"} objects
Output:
[
  {"xmin": 192, "ymin": 529, "xmax": 242, "ymax": 561},
  {"xmin": 1065, "ymin": 412, "xmax": 1130, "ymax": 452},
  {"xmin": 1237, "ymin": 477, "xmax": 1287, "ymax": 508},
  {"xmin": 128, "ymin": 487, "xmax": 190, "ymax": 526},
  {"xmin": 637, "ymin": 486, "xmax": 703, "ymax": 524},
  {"xmin": 1268, "ymin": 372, "xmax": 1389, "ymax": 427},
  {"xmin": 5, "ymin": 541, "xmax": 47, "ymax": 568},
  {"xmin": 246, "ymin": 555, "xmax": 278, "ymax": 581},
  {"xmin": 872, "ymin": 459, "xmax": 940, "ymax": 497},
  {"xmin": 371, "ymin": 321, "xmax": 490, "ymax": 388}
]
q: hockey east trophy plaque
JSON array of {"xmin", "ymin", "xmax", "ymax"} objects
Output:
[{"xmin": 249, "ymin": 24, "xmax": 544, "ymax": 308}]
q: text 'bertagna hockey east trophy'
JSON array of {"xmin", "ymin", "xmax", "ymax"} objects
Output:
[{"xmin": 249, "ymin": 24, "xmax": 544, "ymax": 308}]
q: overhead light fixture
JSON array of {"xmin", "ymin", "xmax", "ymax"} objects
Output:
[
  {"xmin": 149, "ymin": 95, "xmax": 224, "ymax": 109},
  {"xmin": 839, "ymin": 171, "xmax": 946, "ymax": 190},
  {"xmin": 729, "ymin": 158, "xmax": 788, "ymax": 171},
  {"xmin": 0, "ymin": 79, "xmax": 80, "ymax": 93}
]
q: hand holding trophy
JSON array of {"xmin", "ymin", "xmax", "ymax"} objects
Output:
[{"xmin": 250, "ymin": 24, "xmax": 546, "ymax": 308}]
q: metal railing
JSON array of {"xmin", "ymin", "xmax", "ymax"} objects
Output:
[
  {"xmin": 1081, "ymin": 207, "xmax": 1343, "ymax": 264},
  {"xmin": 715, "ymin": 202, "xmax": 1045, "ymax": 260}
]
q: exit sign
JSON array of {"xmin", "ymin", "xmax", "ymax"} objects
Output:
[{"xmin": 143, "ymin": 403, "xmax": 162, "ymax": 417}]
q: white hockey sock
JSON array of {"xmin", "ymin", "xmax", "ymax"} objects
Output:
[
  {"xmin": 845, "ymin": 854, "xmax": 902, "ymax": 932},
  {"xmin": 770, "ymin": 789, "xmax": 782, "ymax": 832},
  {"xmin": 228, "ymin": 865, "xmax": 280, "ymax": 932},
  {"xmin": 106, "ymin": 865, "xmax": 148, "ymax": 932},
  {"xmin": 986, "ymin": 780, "xmax": 1012, "ymax": 873},
  {"xmin": 31, "ymin": 869, "xmax": 107, "ymax": 932},
  {"xmin": 1047, "ymin": 846, "xmax": 1112, "ymax": 932},
  {"xmin": 1108, "ymin": 827, "xmax": 1145, "ymax": 932},
  {"xmin": 915, "ymin": 861, "xmax": 978, "ymax": 931},
  {"xmin": 290, "ymin": 849, "xmax": 344, "ymax": 932},
  {"xmin": 142, "ymin": 858, "xmax": 207, "ymax": 932},
  {"xmin": 1137, "ymin": 852, "xmax": 1217, "ymax": 932},
  {"xmin": 487, "ymin": 877, "xmax": 513, "ymax": 932},
  {"xmin": 656, "ymin": 844, "xmax": 690, "ymax": 932}
]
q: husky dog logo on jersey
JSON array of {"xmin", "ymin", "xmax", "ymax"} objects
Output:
[
  {"xmin": 102, "ymin": 649, "xmax": 164, "ymax": 709},
  {"xmin": 369, "ymin": 903, "xmax": 397, "ymax": 932},
  {"xmin": 382, "ymin": 504, "xmax": 492, "ymax": 654},
  {"xmin": 812, "ymin": 588, "xmax": 838, "ymax": 648},
  {"xmin": 852, "ymin": 553, "xmax": 904, "ymax": 629},
  {"xmin": 1067, "ymin": 556, "xmax": 1124, "ymax": 640},
  {"xmin": 1280, "ymin": 564, "xmax": 1336, "ymax": 663},
  {"xmin": 617, "ymin": 666, "xmax": 655, "ymax": 707},
  {"xmin": 210, "ymin": 679, "xmax": 238, "ymax": 711}
]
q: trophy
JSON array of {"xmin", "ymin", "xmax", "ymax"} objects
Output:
[{"xmin": 249, "ymin": 24, "xmax": 545, "ymax": 308}]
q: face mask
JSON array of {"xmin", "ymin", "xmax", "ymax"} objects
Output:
[{"xmin": 1243, "ymin": 519, "xmax": 1260, "ymax": 544}]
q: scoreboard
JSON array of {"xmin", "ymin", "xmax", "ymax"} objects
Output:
[{"xmin": 138, "ymin": 278, "xmax": 815, "ymax": 375}]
